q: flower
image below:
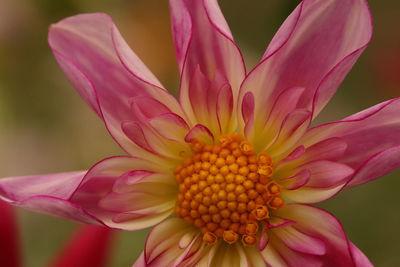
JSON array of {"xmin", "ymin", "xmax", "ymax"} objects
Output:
[
  {"xmin": 0, "ymin": 200, "xmax": 114, "ymax": 267},
  {"xmin": 1, "ymin": 0, "xmax": 399, "ymax": 265}
]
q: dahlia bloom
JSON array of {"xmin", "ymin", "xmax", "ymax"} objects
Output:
[
  {"xmin": 0, "ymin": 200, "xmax": 114, "ymax": 267},
  {"xmin": 1, "ymin": 0, "xmax": 399, "ymax": 265}
]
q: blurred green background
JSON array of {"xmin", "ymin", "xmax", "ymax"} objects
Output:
[{"xmin": 0, "ymin": 0, "xmax": 399, "ymax": 266}]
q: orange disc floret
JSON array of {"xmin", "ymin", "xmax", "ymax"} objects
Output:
[
  {"xmin": 268, "ymin": 196, "xmax": 285, "ymax": 210},
  {"xmin": 242, "ymin": 235, "xmax": 257, "ymax": 246},
  {"xmin": 245, "ymin": 222, "xmax": 259, "ymax": 235},
  {"xmin": 203, "ymin": 232, "xmax": 217, "ymax": 244},
  {"xmin": 266, "ymin": 181, "xmax": 281, "ymax": 195},
  {"xmin": 174, "ymin": 133, "xmax": 283, "ymax": 245},
  {"xmin": 252, "ymin": 205, "xmax": 269, "ymax": 220},
  {"xmin": 223, "ymin": 230, "xmax": 239, "ymax": 244}
]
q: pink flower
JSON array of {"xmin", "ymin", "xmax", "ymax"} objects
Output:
[
  {"xmin": 1, "ymin": 0, "xmax": 399, "ymax": 265},
  {"xmin": 0, "ymin": 200, "xmax": 114, "ymax": 267}
]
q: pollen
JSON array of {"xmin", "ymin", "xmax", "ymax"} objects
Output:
[{"xmin": 174, "ymin": 133, "xmax": 284, "ymax": 245}]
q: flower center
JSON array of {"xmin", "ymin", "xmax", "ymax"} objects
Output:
[{"xmin": 174, "ymin": 133, "xmax": 284, "ymax": 246}]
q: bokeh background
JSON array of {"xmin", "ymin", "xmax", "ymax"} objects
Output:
[{"xmin": 0, "ymin": 0, "xmax": 399, "ymax": 266}]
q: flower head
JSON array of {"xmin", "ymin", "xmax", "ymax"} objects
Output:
[{"xmin": 1, "ymin": 0, "xmax": 400, "ymax": 266}]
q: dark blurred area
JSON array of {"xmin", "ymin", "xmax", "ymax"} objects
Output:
[{"xmin": 0, "ymin": 0, "xmax": 399, "ymax": 266}]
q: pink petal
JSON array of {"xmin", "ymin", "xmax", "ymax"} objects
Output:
[
  {"xmin": 262, "ymin": 238, "xmax": 323, "ymax": 267},
  {"xmin": 184, "ymin": 124, "xmax": 214, "ymax": 144},
  {"xmin": 259, "ymin": 216, "xmax": 296, "ymax": 251},
  {"xmin": 170, "ymin": 0, "xmax": 245, "ymax": 83},
  {"xmin": 49, "ymin": 13, "xmax": 184, "ymax": 156},
  {"xmin": 49, "ymin": 225, "xmax": 114, "ymax": 267},
  {"xmin": 241, "ymin": 91, "xmax": 255, "ymax": 139},
  {"xmin": 122, "ymin": 119, "xmax": 186, "ymax": 161},
  {"xmin": 1, "ymin": 156, "xmax": 172, "ymax": 230},
  {"xmin": 216, "ymin": 84, "xmax": 234, "ymax": 133},
  {"xmin": 244, "ymin": 87, "xmax": 305, "ymax": 150},
  {"xmin": 0, "ymin": 171, "xmax": 84, "ymax": 202},
  {"xmin": 298, "ymin": 160, "xmax": 354, "ymax": 188},
  {"xmin": 121, "ymin": 121, "xmax": 156, "ymax": 154},
  {"xmin": 267, "ymin": 204, "xmax": 371, "ymax": 266},
  {"xmin": 125, "ymin": 101, "xmax": 190, "ymax": 161},
  {"xmin": 240, "ymin": 0, "xmax": 372, "ymax": 126},
  {"xmin": 276, "ymin": 140, "xmax": 348, "ymax": 202},
  {"xmin": 132, "ymin": 252, "xmax": 146, "ymax": 267},
  {"xmin": 273, "ymin": 225, "xmax": 326, "ymax": 256},
  {"xmin": 144, "ymin": 218, "xmax": 205, "ymax": 266},
  {"xmin": 279, "ymin": 146, "xmax": 306, "ymax": 165},
  {"xmin": 0, "ymin": 172, "xmax": 100, "ymax": 224},
  {"xmin": 267, "ymin": 109, "xmax": 312, "ymax": 156},
  {"xmin": 170, "ymin": 0, "xmax": 245, "ymax": 133},
  {"xmin": 71, "ymin": 156, "xmax": 175, "ymax": 230},
  {"xmin": 209, "ymin": 243, "xmax": 263, "ymax": 267},
  {"xmin": 99, "ymin": 181, "xmax": 175, "ymax": 213},
  {"xmin": 300, "ymin": 137, "xmax": 348, "ymax": 163},
  {"xmin": 347, "ymin": 145, "xmax": 400, "ymax": 188},
  {"xmin": 258, "ymin": 227, "xmax": 269, "ymax": 251},
  {"xmin": 279, "ymin": 169, "xmax": 311, "ymax": 190},
  {"xmin": 282, "ymin": 184, "xmax": 344, "ymax": 204},
  {"xmin": 267, "ymin": 216, "xmax": 296, "ymax": 229},
  {"xmin": 112, "ymin": 170, "xmax": 165, "ymax": 193},
  {"xmin": 0, "ymin": 201, "xmax": 21, "ymax": 267},
  {"xmin": 148, "ymin": 113, "xmax": 189, "ymax": 143},
  {"xmin": 350, "ymin": 242, "xmax": 374, "ymax": 267},
  {"xmin": 300, "ymin": 98, "xmax": 400, "ymax": 190}
]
